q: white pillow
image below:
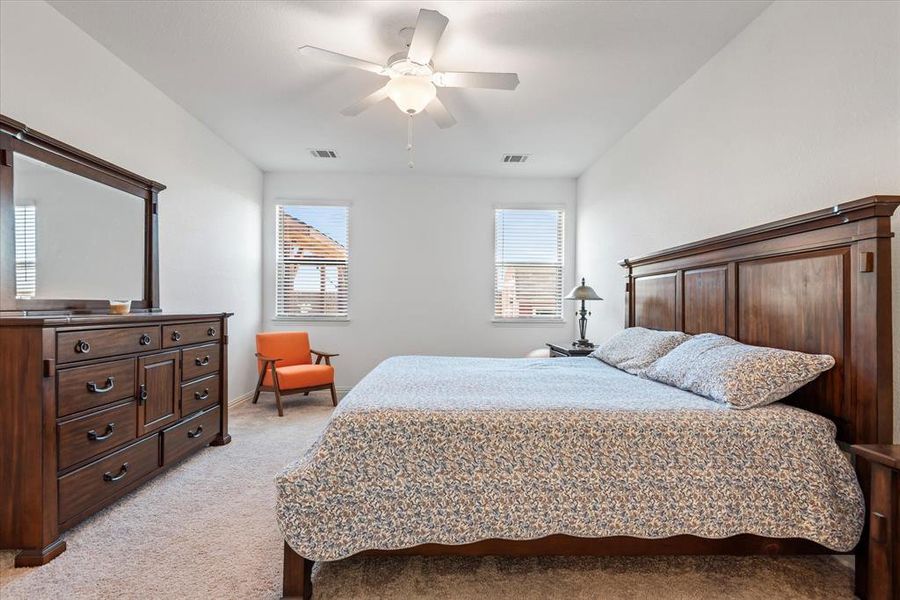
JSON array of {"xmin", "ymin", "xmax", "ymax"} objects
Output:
[
  {"xmin": 643, "ymin": 333, "xmax": 836, "ymax": 409},
  {"xmin": 590, "ymin": 327, "xmax": 691, "ymax": 376}
]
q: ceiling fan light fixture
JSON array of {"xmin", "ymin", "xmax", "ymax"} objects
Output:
[
  {"xmin": 298, "ymin": 7, "xmax": 519, "ymax": 165},
  {"xmin": 386, "ymin": 75, "xmax": 436, "ymax": 115}
]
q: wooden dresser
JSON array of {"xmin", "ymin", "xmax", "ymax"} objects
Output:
[{"xmin": 0, "ymin": 312, "xmax": 232, "ymax": 566}]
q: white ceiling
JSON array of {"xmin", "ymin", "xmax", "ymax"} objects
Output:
[{"xmin": 49, "ymin": 0, "xmax": 770, "ymax": 177}]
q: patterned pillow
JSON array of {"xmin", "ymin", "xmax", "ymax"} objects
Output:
[
  {"xmin": 643, "ymin": 333, "xmax": 835, "ymax": 409},
  {"xmin": 590, "ymin": 327, "xmax": 691, "ymax": 376}
]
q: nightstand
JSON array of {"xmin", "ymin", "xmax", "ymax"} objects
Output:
[
  {"xmin": 546, "ymin": 343, "xmax": 595, "ymax": 357},
  {"xmin": 851, "ymin": 444, "xmax": 900, "ymax": 600}
]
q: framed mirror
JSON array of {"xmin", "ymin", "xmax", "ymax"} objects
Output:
[{"xmin": 0, "ymin": 115, "xmax": 164, "ymax": 313}]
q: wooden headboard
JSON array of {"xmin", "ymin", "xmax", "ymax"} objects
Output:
[{"xmin": 620, "ymin": 196, "xmax": 899, "ymax": 446}]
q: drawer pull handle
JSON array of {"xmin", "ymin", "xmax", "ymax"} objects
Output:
[
  {"xmin": 139, "ymin": 333, "xmax": 152, "ymax": 346},
  {"xmin": 195, "ymin": 356, "xmax": 210, "ymax": 367},
  {"xmin": 87, "ymin": 423, "xmax": 116, "ymax": 441},
  {"xmin": 187, "ymin": 425, "xmax": 204, "ymax": 439},
  {"xmin": 74, "ymin": 339, "xmax": 91, "ymax": 354},
  {"xmin": 103, "ymin": 462, "xmax": 129, "ymax": 482},
  {"xmin": 171, "ymin": 331, "xmax": 182, "ymax": 342},
  {"xmin": 207, "ymin": 327, "xmax": 217, "ymax": 337},
  {"xmin": 86, "ymin": 377, "xmax": 115, "ymax": 394},
  {"xmin": 195, "ymin": 388, "xmax": 210, "ymax": 401},
  {"xmin": 138, "ymin": 384, "xmax": 148, "ymax": 404}
]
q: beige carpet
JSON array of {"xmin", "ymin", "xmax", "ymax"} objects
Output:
[{"xmin": 0, "ymin": 393, "xmax": 855, "ymax": 599}]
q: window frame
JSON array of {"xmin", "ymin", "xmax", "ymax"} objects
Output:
[
  {"xmin": 491, "ymin": 205, "xmax": 566, "ymax": 324},
  {"xmin": 273, "ymin": 201, "xmax": 351, "ymax": 322}
]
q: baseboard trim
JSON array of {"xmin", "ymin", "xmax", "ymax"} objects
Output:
[
  {"xmin": 229, "ymin": 390, "xmax": 254, "ymax": 407},
  {"xmin": 229, "ymin": 387, "xmax": 352, "ymax": 406}
]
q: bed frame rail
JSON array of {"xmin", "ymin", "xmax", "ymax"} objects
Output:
[{"xmin": 283, "ymin": 534, "xmax": 837, "ymax": 598}]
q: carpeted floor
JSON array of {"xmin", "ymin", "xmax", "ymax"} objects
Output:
[{"xmin": 0, "ymin": 393, "xmax": 855, "ymax": 599}]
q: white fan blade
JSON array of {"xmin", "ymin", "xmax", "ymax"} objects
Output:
[
  {"xmin": 407, "ymin": 9, "xmax": 449, "ymax": 65},
  {"xmin": 340, "ymin": 85, "xmax": 391, "ymax": 116},
  {"xmin": 425, "ymin": 96, "xmax": 457, "ymax": 129},
  {"xmin": 299, "ymin": 46, "xmax": 387, "ymax": 75},
  {"xmin": 434, "ymin": 71, "xmax": 520, "ymax": 90}
]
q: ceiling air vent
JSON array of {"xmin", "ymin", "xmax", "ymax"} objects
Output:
[
  {"xmin": 502, "ymin": 154, "xmax": 529, "ymax": 164},
  {"xmin": 309, "ymin": 149, "xmax": 339, "ymax": 159}
]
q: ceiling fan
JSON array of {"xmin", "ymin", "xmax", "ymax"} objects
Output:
[{"xmin": 298, "ymin": 8, "xmax": 520, "ymax": 131}]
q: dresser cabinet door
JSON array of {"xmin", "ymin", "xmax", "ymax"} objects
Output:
[{"xmin": 137, "ymin": 351, "xmax": 180, "ymax": 435}]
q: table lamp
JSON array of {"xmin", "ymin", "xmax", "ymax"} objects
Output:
[{"xmin": 564, "ymin": 277, "xmax": 603, "ymax": 348}]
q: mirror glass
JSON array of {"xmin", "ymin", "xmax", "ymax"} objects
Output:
[{"xmin": 13, "ymin": 153, "xmax": 145, "ymax": 301}]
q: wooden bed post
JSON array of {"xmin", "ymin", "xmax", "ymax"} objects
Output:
[{"xmin": 282, "ymin": 542, "xmax": 313, "ymax": 600}]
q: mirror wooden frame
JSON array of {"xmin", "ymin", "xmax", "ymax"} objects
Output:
[{"xmin": 0, "ymin": 114, "xmax": 165, "ymax": 313}]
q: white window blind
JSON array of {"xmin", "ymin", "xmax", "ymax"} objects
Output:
[
  {"xmin": 276, "ymin": 205, "xmax": 349, "ymax": 318},
  {"xmin": 14, "ymin": 204, "xmax": 36, "ymax": 299},
  {"xmin": 494, "ymin": 208, "xmax": 564, "ymax": 320}
]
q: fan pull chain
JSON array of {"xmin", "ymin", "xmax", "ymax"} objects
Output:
[{"xmin": 407, "ymin": 114, "xmax": 414, "ymax": 169}]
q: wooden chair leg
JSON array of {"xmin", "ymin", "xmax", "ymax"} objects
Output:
[
  {"xmin": 252, "ymin": 362, "xmax": 267, "ymax": 404},
  {"xmin": 329, "ymin": 383, "xmax": 338, "ymax": 407},
  {"xmin": 271, "ymin": 364, "xmax": 284, "ymax": 417},
  {"xmin": 274, "ymin": 387, "xmax": 284, "ymax": 417},
  {"xmin": 283, "ymin": 541, "xmax": 313, "ymax": 600}
]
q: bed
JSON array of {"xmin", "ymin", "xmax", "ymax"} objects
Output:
[
  {"xmin": 278, "ymin": 195, "xmax": 899, "ymax": 600},
  {"xmin": 277, "ymin": 355, "xmax": 863, "ymax": 560}
]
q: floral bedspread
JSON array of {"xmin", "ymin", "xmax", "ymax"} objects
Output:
[{"xmin": 275, "ymin": 356, "xmax": 863, "ymax": 561}]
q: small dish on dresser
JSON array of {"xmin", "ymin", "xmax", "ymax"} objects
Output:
[{"xmin": 108, "ymin": 300, "xmax": 131, "ymax": 315}]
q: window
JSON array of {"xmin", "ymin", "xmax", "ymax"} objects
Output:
[
  {"xmin": 15, "ymin": 204, "xmax": 36, "ymax": 299},
  {"xmin": 276, "ymin": 205, "xmax": 349, "ymax": 319},
  {"xmin": 493, "ymin": 208, "xmax": 564, "ymax": 320}
]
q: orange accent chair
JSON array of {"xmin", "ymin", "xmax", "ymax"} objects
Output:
[{"xmin": 253, "ymin": 332, "xmax": 339, "ymax": 416}]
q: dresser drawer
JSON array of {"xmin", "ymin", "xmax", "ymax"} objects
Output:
[
  {"xmin": 162, "ymin": 321, "xmax": 221, "ymax": 348},
  {"xmin": 162, "ymin": 406, "xmax": 220, "ymax": 465},
  {"xmin": 57, "ymin": 358, "xmax": 136, "ymax": 417},
  {"xmin": 181, "ymin": 343, "xmax": 220, "ymax": 381},
  {"xmin": 58, "ymin": 435, "xmax": 160, "ymax": 524},
  {"xmin": 57, "ymin": 326, "xmax": 161, "ymax": 364},
  {"xmin": 181, "ymin": 375, "xmax": 219, "ymax": 416},
  {"xmin": 58, "ymin": 401, "xmax": 137, "ymax": 471}
]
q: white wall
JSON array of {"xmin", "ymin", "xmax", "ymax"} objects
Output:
[
  {"xmin": 0, "ymin": 0, "xmax": 264, "ymax": 400},
  {"xmin": 264, "ymin": 172, "xmax": 576, "ymax": 388},
  {"xmin": 575, "ymin": 1, "xmax": 900, "ymax": 440}
]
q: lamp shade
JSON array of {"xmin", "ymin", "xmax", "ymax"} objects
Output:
[
  {"xmin": 565, "ymin": 278, "xmax": 603, "ymax": 301},
  {"xmin": 387, "ymin": 75, "xmax": 436, "ymax": 115}
]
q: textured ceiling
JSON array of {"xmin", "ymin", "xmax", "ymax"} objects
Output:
[{"xmin": 49, "ymin": 0, "xmax": 770, "ymax": 177}]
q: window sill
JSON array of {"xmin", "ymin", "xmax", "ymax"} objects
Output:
[
  {"xmin": 271, "ymin": 316, "xmax": 350, "ymax": 323},
  {"xmin": 492, "ymin": 318, "xmax": 566, "ymax": 327}
]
